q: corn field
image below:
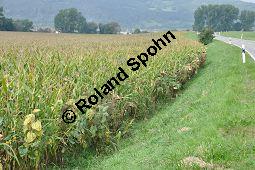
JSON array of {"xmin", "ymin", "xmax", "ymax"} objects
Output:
[{"xmin": 0, "ymin": 31, "xmax": 205, "ymax": 169}]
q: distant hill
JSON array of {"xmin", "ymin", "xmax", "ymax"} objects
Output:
[{"xmin": 0, "ymin": 0, "xmax": 255, "ymax": 30}]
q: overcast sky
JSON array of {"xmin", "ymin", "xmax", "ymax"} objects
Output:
[{"xmin": 241, "ymin": 0, "xmax": 255, "ymax": 3}]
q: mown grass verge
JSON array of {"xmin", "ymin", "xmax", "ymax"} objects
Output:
[
  {"xmin": 221, "ymin": 31, "xmax": 255, "ymax": 41},
  {"xmin": 63, "ymin": 32, "xmax": 255, "ymax": 169}
]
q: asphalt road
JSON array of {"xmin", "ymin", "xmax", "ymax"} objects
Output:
[{"xmin": 215, "ymin": 35, "xmax": 255, "ymax": 61}]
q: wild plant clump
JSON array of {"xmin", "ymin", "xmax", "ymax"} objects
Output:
[
  {"xmin": 199, "ymin": 27, "xmax": 215, "ymax": 45},
  {"xmin": 0, "ymin": 32, "xmax": 205, "ymax": 169}
]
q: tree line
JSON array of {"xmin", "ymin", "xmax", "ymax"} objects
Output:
[
  {"xmin": 193, "ymin": 4, "xmax": 255, "ymax": 32},
  {"xmin": 0, "ymin": 7, "xmax": 33, "ymax": 32},
  {"xmin": 1, "ymin": 5, "xmax": 254, "ymax": 33},
  {"xmin": 54, "ymin": 8, "xmax": 121, "ymax": 34},
  {"xmin": 0, "ymin": 7, "xmax": 121, "ymax": 34}
]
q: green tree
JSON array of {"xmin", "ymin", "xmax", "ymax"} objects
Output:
[
  {"xmin": 37, "ymin": 27, "xmax": 53, "ymax": 33},
  {"xmin": 193, "ymin": 5, "xmax": 208, "ymax": 31},
  {"xmin": 2, "ymin": 18, "xmax": 14, "ymax": 31},
  {"xmin": 133, "ymin": 28, "xmax": 141, "ymax": 34},
  {"xmin": 240, "ymin": 10, "xmax": 255, "ymax": 31},
  {"xmin": 85, "ymin": 22, "xmax": 98, "ymax": 34},
  {"xmin": 193, "ymin": 4, "xmax": 239, "ymax": 32},
  {"xmin": 0, "ymin": 7, "xmax": 5, "ymax": 30},
  {"xmin": 216, "ymin": 5, "xmax": 239, "ymax": 31},
  {"xmin": 233, "ymin": 22, "xmax": 242, "ymax": 31},
  {"xmin": 99, "ymin": 22, "xmax": 121, "ymax": 34},
  {"xmin": 0, "ymin": 7, "xmax": 14, "ymax": 32},
  {"xmin": 0, "ymin": 7, "xmax": 3, "ymax": 18},
  {"xmin": 54, "ymin": 8, "xmax": 86, "ymax": 33},
  {"xmin": 13, "ymin": 19, "xmax": 33, "ymax": 32}
]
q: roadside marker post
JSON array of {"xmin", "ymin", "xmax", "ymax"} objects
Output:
[{"xmin": 242, "ymin": 44, "xmax": 246, "ymax": 63}]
